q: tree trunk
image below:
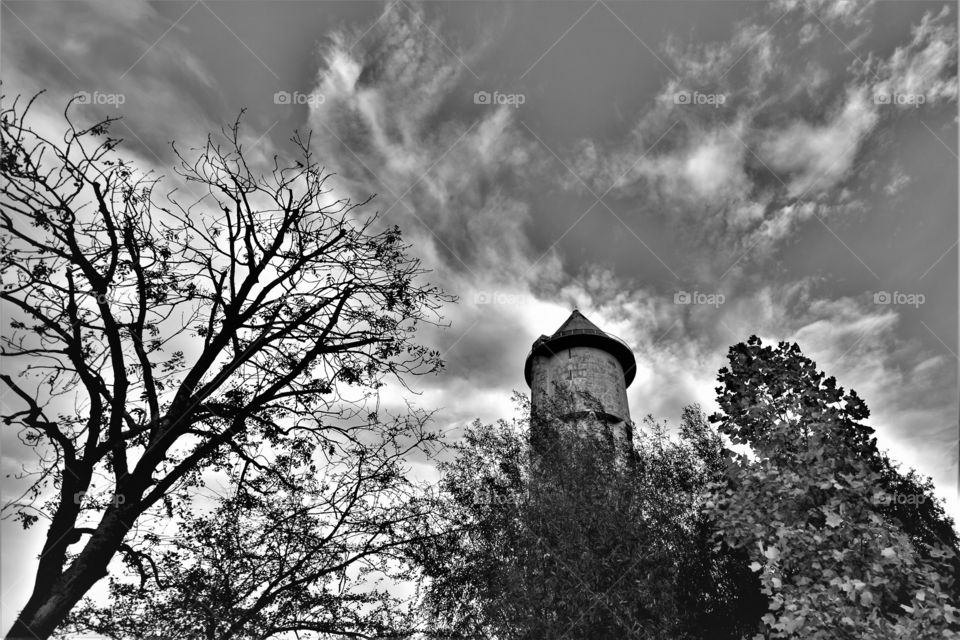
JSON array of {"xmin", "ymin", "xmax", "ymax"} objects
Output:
[{"xmin": 6, "ymin": 505, "xmax": 133, "ymax": 639}]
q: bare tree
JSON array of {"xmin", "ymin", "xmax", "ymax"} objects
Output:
[{"xmin": 0, "ymin": 93, "xmax": 450, "ymax": 639}]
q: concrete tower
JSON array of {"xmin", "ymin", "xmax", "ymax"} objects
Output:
[{"xmin": 524, "ymin": 310, "xmax": 636, "ymax": 449}]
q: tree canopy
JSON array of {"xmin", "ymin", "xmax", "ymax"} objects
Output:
[
  {"xmin": 707, "ymin": 336, "xmax": 960, "ymax": 639},
  {"xmin": 1, "ymin": 94, "xmax": 449, "ymax": 639},
  {"xmin": 414, "ymin": 394, "xmax": 766, "ymax": 639},
  {"xmin": 60, "ymin": 411, "xmax": 440, "ymax": 640},
  {"xmin": 415, "ymin": 339, "xmax": 959, "ymax": 639}
]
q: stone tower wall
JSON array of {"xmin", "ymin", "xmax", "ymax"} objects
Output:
[{"xmin": 529, "ymin": 344, "xmax": 631, "ymax": 424}]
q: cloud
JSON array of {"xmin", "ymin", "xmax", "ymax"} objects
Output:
[
  {"xmin": 678, "ymin": 127, "xmax": 750, "ymax": 200},
  {"xmin": 774, "ymin": 0, "xmax": 876, "ymax": 29},
  {"xmin": 562, "ymin": 2, "xmax": 956, "ymax": 283},
  {"xmin": 759, "ymin": 87, "xmax": 879, "ymax": 197},
  {"xmin": 883, "ymin": 164, "xmax": 912, "ymax": 197},
  {"xmin": 3, "ymin": 0, "xmax": 221, "ymax": 170},
  {"xmin": 307, "ymin": 3, "xmax": 549, "ymax": 283},
  {"xmin": 745, "ymin": 201, "xmax": 818, "ymax": 252},
  {"xmin": 872, "ymin": 6, "xmax": 958, "ymax": 105},
  {"xmin": 302, "ymin": 3, "xmax": 573, "ymax": 432}
]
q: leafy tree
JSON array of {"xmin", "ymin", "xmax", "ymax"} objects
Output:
[
  {"xmin": 59, "ymin": 411, "xmax": 439, "ymax": 640},
  {"xmin": 673, "ymin": 406, "xmax": 769, "ymax": 636},
  {"xmin": 707, "ymin": 336, "xmax": 960, "ymax": 639},
  {"xmin": 414, "ymin": 394, "xmax": 765, "ymax": 639},
  {"xmin": 0, "ymin": 94, "xmax": 449, "ymax": 639}
]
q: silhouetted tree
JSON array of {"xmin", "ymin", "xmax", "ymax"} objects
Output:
[
  {"xmin": 1, "ymin": 94, "xmax": 449, "ymax": 639},
  {"xmin": 59, "ymin": 411, "xmax": 439, "ymax": 640}
]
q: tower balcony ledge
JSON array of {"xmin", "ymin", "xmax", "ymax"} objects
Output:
[{"xmin": 523, "ymin": 327, "xmax": 636, "ymax": 388}]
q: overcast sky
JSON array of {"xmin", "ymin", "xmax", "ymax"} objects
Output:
[{"xmin": 2, "ymin": 0, "xmax": 958, "ymax": 624}]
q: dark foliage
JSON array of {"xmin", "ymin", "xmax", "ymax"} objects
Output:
[{"xmin": 414, "ymin": 394, "xmax": 765, "ymax": 639}]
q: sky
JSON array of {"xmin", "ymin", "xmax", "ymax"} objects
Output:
[{"xmin": 1, "ymin": 0, "xmax": 958, "ymax": 627}]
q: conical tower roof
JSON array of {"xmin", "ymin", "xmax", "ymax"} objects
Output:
[
  {"xmin": 552, "ymin": 309, "xmax": 603, "ymax": 335},
  {"xmin": 524, "ymin": 309, "xmax": 636, "ymax": 387}
]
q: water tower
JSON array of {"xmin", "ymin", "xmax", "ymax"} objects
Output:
[{"xmin": 524, "ymin": 309, "xmax": 636, "ymax": 450}]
